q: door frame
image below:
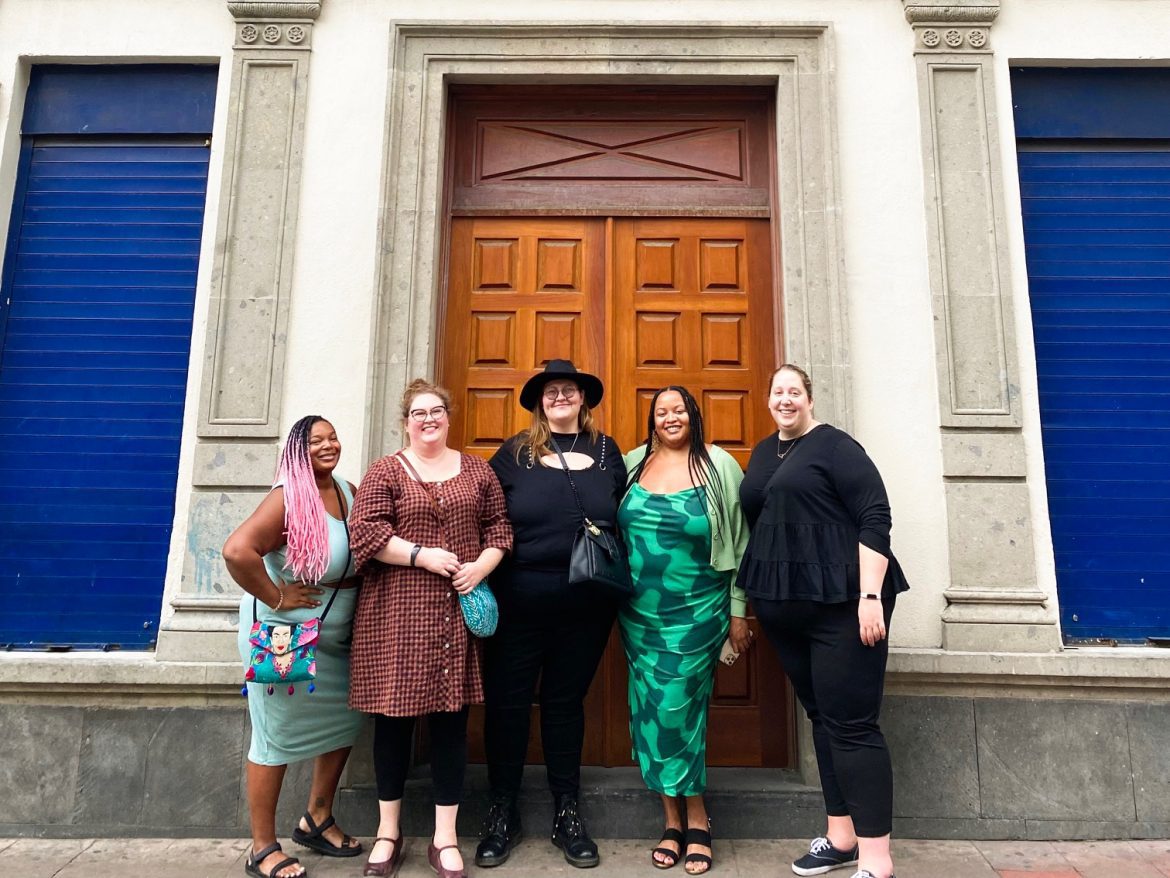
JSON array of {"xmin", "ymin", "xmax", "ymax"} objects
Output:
[{"xmin": 363, "ymin": 23, "xmax": 853, "ymax": 466}]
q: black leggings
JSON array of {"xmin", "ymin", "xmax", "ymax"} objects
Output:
[
  {"xmin": 754, "ymin": 597, "xmax": 896, "ymax": 837},
  {"xmin": 482, "ymin": 583, "xmax": 616, "ymax": 798},
  {"xmin": 372, "ymin": 708, "xmax": 469, "ymax": 806}
]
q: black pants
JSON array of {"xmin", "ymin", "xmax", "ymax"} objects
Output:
[
  {"xmin": 754, "ymin": 597, "xmax": 896, "ymax": 837},
  {"xmin": 373, "ymin": 708, "xmax": 469, "ymax": 806},
  {"xmin": 482, "ymin": 580, "xmax": 616, "ymax": 798}
]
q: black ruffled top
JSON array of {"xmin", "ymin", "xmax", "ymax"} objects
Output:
[{"xmin": 736, "ymin": 423, "xmax": 910, "ymax": 603}]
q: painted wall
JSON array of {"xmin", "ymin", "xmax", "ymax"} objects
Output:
[{"xmin": 0, "ymin": 0, "xmax": 1167, "ymax": 653}]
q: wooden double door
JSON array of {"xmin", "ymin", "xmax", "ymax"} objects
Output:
[{"xmin": 440, "ymin": 214, "xmax": 792, "ymax": 767}]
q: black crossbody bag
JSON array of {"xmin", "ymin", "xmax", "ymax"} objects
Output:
[{"xmin": 552, "ymin": 443, "xmax": 634, "ymax": 599}]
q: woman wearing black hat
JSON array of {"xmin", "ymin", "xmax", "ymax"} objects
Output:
[{"xmin": 477, "ymin": 360, "xmax": 627, "ymax": 870}]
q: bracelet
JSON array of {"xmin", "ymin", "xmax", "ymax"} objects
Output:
[
  {"xmin": 410, "ymin": 544, "xmax": 423, "ymax": 567},
  {"xmin": 273, "ymin": 586, "xmax": 285, "ymax": 611},
  {"xmin": 860, "ymin": 592, "xmax": 881, "ymax": 601}
]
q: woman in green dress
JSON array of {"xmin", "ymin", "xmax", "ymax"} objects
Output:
[{"xmin": 619, "ymin": 386, "xmax": 753, "ymax": 875}]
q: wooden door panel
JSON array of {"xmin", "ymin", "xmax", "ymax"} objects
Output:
[
  {"xmin": 607, "ymin": 217, "xmax": 787, "ymax": 766},
  {"xmin": 613, "ymin": 218, "xmax": 776, "ymax": 466},
  {"xmin": 443, "ymin": 215, "xmax": 790, "ymax": 770},
  {"xmin": 443, "ymin": 217, "xmax": 607, "ymax": 460}
]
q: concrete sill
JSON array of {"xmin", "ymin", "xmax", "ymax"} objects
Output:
[
  {"xmin": 2, "ymin": 646, "xmax": 1168, "ymax": 703},
  {"xmin": 888, "ymin": 646, "xmax": 1170, "ymax": 698}
]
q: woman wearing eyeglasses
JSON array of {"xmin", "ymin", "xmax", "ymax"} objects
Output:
[
  {"xmin": 475, "ymin": 360, "xmax": 627, "ymax": 870},
  {"xmin": 347, "ymin": 379, "xmax": 513, "ymax": 878}
]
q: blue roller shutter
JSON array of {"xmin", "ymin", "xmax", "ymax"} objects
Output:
[
  {"xmin": 0, "ymin": 66, "xmax": 215, "ymax": 648},
  {"xmin": 1014, "ymin": 68, "xmax": 1170, "ymax": 643}
]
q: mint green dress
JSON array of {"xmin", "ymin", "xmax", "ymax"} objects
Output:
[
  {"xmin": 236, "ymin": 479, "xmax": 364, "ymax": 765},
  {"xmin": 618, "ymin": 482, "xmax": 731, "ymax": 796}
]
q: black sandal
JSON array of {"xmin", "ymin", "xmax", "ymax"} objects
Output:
[
  {"xmin": 291, "ymin": 811, "xmax": 363, "ymax": 858},
  {"xmin": 652, "ymin": 827, "xmax": 685, "ymax": 869},
  {"xmin": 245, "ymin": 842, "xmax": 305, "ymax": 878},
  {"xmin": 684, "ymin": 825, "xmax": 713, "ymax": 874}
]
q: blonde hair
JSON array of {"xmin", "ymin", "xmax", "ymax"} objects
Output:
[{"xmin": 514, "ymin": 400, "xmax": 600, "ymax": 465}]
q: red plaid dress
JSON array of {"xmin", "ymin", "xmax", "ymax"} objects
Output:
[{"xmin": 348, "ymin": 453, "xmax": 512, "ymax": 716}]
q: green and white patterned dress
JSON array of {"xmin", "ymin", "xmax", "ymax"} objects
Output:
[{"xmin": 618, "ymin": 482, "xmax": 731, "ymax": 796}]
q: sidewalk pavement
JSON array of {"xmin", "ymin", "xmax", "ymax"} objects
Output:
[{"xmin": 2, "ymin": 837, "xmax": 1168, "ymax": 878}]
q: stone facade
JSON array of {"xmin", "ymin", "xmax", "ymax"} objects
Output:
[{"xmin": 0, "ymin": 0, "xmax": 1168, "ymax": 839}]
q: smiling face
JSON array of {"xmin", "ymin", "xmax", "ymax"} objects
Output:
[
  {"xmin": 307, "ymin": 420, "xmax": 340, "ymax": 477},
  {"xmin": 541, "ymin": 380, "xmax": 583, "ymax": 430},
  {"xmin": 653, "ymin": 389, "xmax": 691, "ymax": 450},
  {"xmin": 405, "ymin": 391, "xmax": 450, "ymax": 449},
  {"xmin": 769, "ymin": 367, "xmax": 814, "ymax": 437}
]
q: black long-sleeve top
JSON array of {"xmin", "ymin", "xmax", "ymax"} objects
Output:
[
  {"xmin": 736, "ymin": 423, "xmax": 909, "ymax": 602},
  {"xmin": 489, "ymin": 431, "xmax": 627, "ymax": 593}
]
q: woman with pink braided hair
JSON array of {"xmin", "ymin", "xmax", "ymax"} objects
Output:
[{"xmin": 224, "ymin": 416, "xmax": 365, "ymax": 878}]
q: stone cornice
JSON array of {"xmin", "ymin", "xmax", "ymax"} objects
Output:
[
  {"xmin": 905, "ymin": 1, "xmax": 998, "ymax": 53},
  {"xmin": 904, "ymin": 1, "xmax": 999, "ymax": 26},
  {"xmin": 227, "ymin": 1, "xmax": 322, "ymax": 20}
]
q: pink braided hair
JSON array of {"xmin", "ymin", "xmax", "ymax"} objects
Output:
[{"xmin": 274, "ymin": 415, "xmax": 332, "ymax": 583}]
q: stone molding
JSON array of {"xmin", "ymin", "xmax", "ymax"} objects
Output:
[
  {"xmin": 905, "ymin": 3, "xmax": 1058, "ymax": 651},
  {"xmin": 903, "ymin": 2, "xmax": 999, "ymax": 25},
  {"xmin": 163, "ymin": 2, "xmax": 324, "ymax": 662},
  {"xmin": 227, "ymin": 0, "xmax": 322, "ymax": 20},
  {"xmin": 366, "ymin": 21, "xmax": 852, "ymax": 462},
  {"xmin": 905, "ymin": 1, "xmax": 998, "ymax": 53}
]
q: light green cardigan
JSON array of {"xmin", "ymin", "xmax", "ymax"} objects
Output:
[{"xmin": 623, "ymin": 443, "xmax": 750, "ymax": 618}]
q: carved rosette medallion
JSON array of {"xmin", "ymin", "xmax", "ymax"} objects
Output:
[
  {"xmin": 905, "ymin": 1, "xmax": 998, "ymax": 53},
  {"xmin": 912, "ymin": 24, "xmax": 994, "ymax": 52},
  {"xmin": 233, "ymin": 19, "xmax": 314, "ymax": 49},
  {"xmin": 228, "ymin": 0, "xmax": 319, "ymax": 50}
]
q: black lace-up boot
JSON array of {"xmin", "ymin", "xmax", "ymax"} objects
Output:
[
  {"xmin": 551, "ymin": 793, "xmax": 599, "ymax": 868},
  {"xmin": 475, "ymin": 795, "xmax": 523, "ymax": 868}
]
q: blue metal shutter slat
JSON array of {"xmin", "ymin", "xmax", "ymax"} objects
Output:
[
  {"xmin": 0, "ymin": 139, "xmax": 208, "ymax": 649},
  {"xmin": 1021, "ymin": 143, "xmax": 1170, "ymax": 641}
]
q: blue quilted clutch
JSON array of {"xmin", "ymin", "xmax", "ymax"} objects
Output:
[{"xmin": 459, "ymin": 581, "xmax": 498, "ymax": 637}]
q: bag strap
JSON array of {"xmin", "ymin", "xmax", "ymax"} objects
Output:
[
  {"xmin": 253, "ymin": 478, "xmax": 349, "ymax": 624},
  {"xmin": 552, "ymin": 443, "xmax": 591, "ymax": 528},
  {"xmin": 394, "ymin": 450, "xmax": 449, "ymax": 548}
]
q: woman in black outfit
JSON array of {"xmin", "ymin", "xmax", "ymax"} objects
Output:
[
  {"xmin": 477, "ymin": 359, "xmax": 626, "ymax": 870},
  {"xmin": 738, "ymin": 364, "xmax": 908, "ymax": 878}
]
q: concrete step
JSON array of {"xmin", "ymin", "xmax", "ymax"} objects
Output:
[{"xmin": 337, "ymin": 766, "xmax": 824, "ymax": 839}]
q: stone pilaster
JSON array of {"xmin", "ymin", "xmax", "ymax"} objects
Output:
[
  {"xmin": 156, "ymin": 0, "xmax": 323, "ymax": 661},
  {"xmin": 905, "ymin": 0, "xmax": 1059, "ymax": 652}
]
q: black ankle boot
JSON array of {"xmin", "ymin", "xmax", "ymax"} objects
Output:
[
  {"xmin": 551, "ymin": 793, "xmax": 599, "ymax": 868},
  {"xmin": 475, "ymin": 796, "xmax": 523, "ymax": 868}
]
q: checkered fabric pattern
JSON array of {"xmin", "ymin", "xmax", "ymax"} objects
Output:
[{"xmin": 348, "ymin": 453, "xmax": 512, "ymax": 716}]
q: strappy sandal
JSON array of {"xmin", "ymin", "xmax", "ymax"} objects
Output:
[
  {"xmin": 245, "ymin": 842, "xmax": 304, "ymax": 878},
  {"xmin": 684, "ymin": 825, "xmax": 713, "ymax": 875},
  {"xmin": 363, "ymin": 836, "xmax": 403, "ymax": 878},
  {"xmin": 291, "ymin": 811, "xmax": 363, "ymax": 857},
  {"xmin": 652, "ymin": 826, "xmax": 686, "ymax": 869}
]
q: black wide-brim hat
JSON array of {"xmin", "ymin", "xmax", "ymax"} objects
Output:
[{"xmin": 519, "ymin": 359, "xmax": 605, "ymax": 411}]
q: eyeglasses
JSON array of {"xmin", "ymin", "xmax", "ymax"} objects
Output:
[
  {"xmin": 408, "ymin": 406, "xmax": 448, "ymax": 422},
  {"xmin": 543, "ymin": 386, "xmax": 580, "ymax": 402}
]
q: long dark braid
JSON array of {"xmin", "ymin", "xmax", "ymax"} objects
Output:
[{"xmin": 626, "ymin": 386, "xmax": 727, "ymax": 538}]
